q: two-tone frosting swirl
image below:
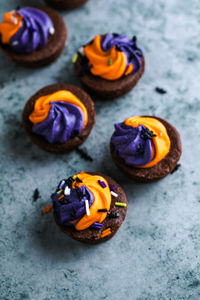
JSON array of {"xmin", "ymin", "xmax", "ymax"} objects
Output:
[
  {"xmin": 0, "ymin": 7, "xmax": 54, "ymax": 54},
  {"xmin": 51, "ymin": 172, "xmax": 112, "ymax": 231},
  {"xmin": 82, "ymin": 33, "xmax": 143, "ymax": 80},
  {"xmin": 111, "ymin": 117, "xmax": 171, "ymax": 168},
  {"xmin": 29, "ymin": 90, "xmax": 88, "ymax": 144}
]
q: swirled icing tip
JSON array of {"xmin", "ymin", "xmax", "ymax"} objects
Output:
[
  {"xmin": 111, "ymin": 117, "xmax": 171, "ymax": 168},
  {"xmin": 29, "ymin": 90, "xmax": 88, "ymax": 144},
  {"xmin": 51, "ymin": 172, "xmax": 119, "ymax": 234},
  {"xmin": 0, "ymin": 7, "xmax": 54, "ymax": 54},
  {"xmin": 80, "ymin": 33, "xmax": 143, "ymax": 80}
]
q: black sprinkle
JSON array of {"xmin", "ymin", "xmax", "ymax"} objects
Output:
[
  {"xmin": 71, "ymin": 207, "xmax": 77, "ymax": 218},
  {"xmin": 155, "ymin": 87, "xmax": 167, "ymax": 94},
  {"xmin": 170, "ymin": 164, "xmax": 181, "ymax": 174},
  {"xmin": 107, "ymin": 211, "xmax": 120, "ymax": 218},
  {"xmin": 137, "ymin": 143, "xmax": 145, "ymax": 154},
  {"xmin": 132, "ymin": 36, "xmax": 137, "ymax": 43},
  {"xmin": 98, "ymin": 209, "xmax": 108, "ymax": 212},
  {"xmin": 76, "ymin": 177, "xmax": 83, "ymax": 183},
  {"xmin": 65, "ymin": 176, "xmax": 75, "ymax": 187},
  {"xmin": 59, "ymin": 198, "xmax": 70, "ymax": 205},
  {"xmin": 76, "ymin": 187, "xmax": 85, "ymax": 199},
  {"xmin": 141, "ymin": 128, "xmax": 156, "ymax": 140},
  {"xmin": 32, "ymin": 188, "xmax": 40, "ymax": 202},
  {"xmin": 76, "ymin": 148, "xmax": 93, "ymax": 162}
]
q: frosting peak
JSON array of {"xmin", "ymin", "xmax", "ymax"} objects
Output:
[
  {"xmin": 0, "ymin": 7, "xmax": 54, "ymax": 54},
  {"xmin": 111, "ymin": 117, "xmax": 171, "ymax": 168},
  {"xmin": 29, "ymin": 90, "xmax": 88, "ymax": 144},
  {"xmin": 83, "ymin": 33, "xmax": 143, "ymax": 80}
]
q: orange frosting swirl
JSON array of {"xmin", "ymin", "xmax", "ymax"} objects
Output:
[
  {"xmin": 0, "ymin": 11, "xmax": 23, "ymax": 44},
  {"xmin": 73, "ymin": 172, "xmax": 111, "ymax": 231},
  {"xmin": 124, "ymin": 117, "xmax": 171, "ymax": 168},
  {"xmin": 84, "ymin": 35, "xmax": 127, "ymax": 80},
  {"xmin": 29, "ymin": 90, "xmax": 88, "ymax": 127}
]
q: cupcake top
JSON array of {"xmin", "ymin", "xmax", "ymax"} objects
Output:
[
  {"xmin": 111, "ymin": 116, "xmax": 171, "ymax": 168},
  {"xmin": 51, "ymin": 172, "xmax": 112, "ymax": 231},
  {"xmin": 29, "ymin": 90, "xmax": 88, "ymax": 144},
  {"xmin": 0, "ymin": 7, "xmax": 54, "ymax": 54},
  {"xmin": 78, "ymin": 33, "xmax": 143, "ymax": 81}
]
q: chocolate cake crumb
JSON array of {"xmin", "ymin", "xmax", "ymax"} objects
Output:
[
  {"xmin": 170, "ymin": 163, "xmax": 181, "ymax": 174},
  {"xmin": 155, "ymin": 87, "xmax": 167, "ymax": 94},
  {"xmin": 76, "ymin": 148, "xmax": 93, "ymax": 162}
]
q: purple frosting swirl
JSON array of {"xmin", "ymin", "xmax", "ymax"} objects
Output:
[
  {"xmin": 111, "ymin": 122, "xmax": 153, "ymax": 166},
  {"xmin": 51, "ymin": 177, "xmax": 94, "ymax": 227},
  {"xmin": 32, "ymin": 101, "xmax": 84, "ymax": 144},
  {"xmin": 10, "ymin": 7, "xmax": 54, "ymax": 54},
  {"xmin": 101, "ymin": 33, "xmax": 143, "ymax": 75}
]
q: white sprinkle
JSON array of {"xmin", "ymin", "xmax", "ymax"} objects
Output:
[
  {"xmin": 85, "ymin": 200, "xmax": 90, "ymax": 216},
  {"xmin": 64, "ymin": 186, "xmax": 71, "ymax": 196},
  {"xmin": 59, "ymin": 180, "xmax": 65, "ymax": 189},
  {"xmin": 78, "ymin": 46, "xmax": 85, "ymax": 56},
  {"xmin": 12, "ymin": 41, "xmax": 18, "ymax": 46},
  {"xmin": 11, "ymin": 16, "xmax": 18, "ymax": 24},
  {"xmin": 159, "ymin": 132, "xmax": 163, "ymax": 136},
  {"xmin": 111, "ymin": 191, "xmax": 118, "ymax": 198},
  {"xmin": 49, "ymin": 27, "xmax": 55, "ymax": 35}
]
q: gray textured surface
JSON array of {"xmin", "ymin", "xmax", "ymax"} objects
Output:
[{"xmin": 0, "ymin": 0, "xmax": 200, "ymax": 299}]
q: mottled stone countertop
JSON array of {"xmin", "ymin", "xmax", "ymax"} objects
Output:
[{"xmin": 0, "ymin": 0, "xmax": 200, "ymax": 299}]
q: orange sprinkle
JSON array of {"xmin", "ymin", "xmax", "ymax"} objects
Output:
[
  {"xmin": 125, "ymin": 64, "xmax": 134, "ymax": 76},
  {"xmin": 101, "ymin": 227, "xmax": 111, "ymax": 238},
  {"xmin": 58, "ymin": 194, "xmax": 64, "ymax": 201},
  {"xmin": 42, "ymin": 204, "xmax": 52, "ymax": 214}
]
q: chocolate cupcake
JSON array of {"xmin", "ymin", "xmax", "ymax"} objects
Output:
[
  {"xmin": 74, "ymin": 33, "xmax": 145, "ymax": 99},
  {"xmin": 45, "ymin": 0, "xmax": 89, "ymax": 10},
  {"xmin": 22, "ymin": 83, "xmax": 95, "ymax": 153},
  {"xmin": 110, "ymin": 116, "xmax": 182, "ymax": 182},
  {"xmin": 51, "ymin": 172, "xmax": 127, "ymax": 244},
  {"xmin": 0, "ymin": 7, "xmax": 67, "ymax": 67}
]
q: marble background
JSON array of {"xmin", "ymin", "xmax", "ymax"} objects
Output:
[{"xmin": 0, "ymin": 0, "xmax": 200, "ymax": 299}]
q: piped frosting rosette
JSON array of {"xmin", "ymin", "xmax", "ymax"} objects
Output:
[
  {"xmin": 0, "ymin": 7, "xmax": 54, "ymax": 54},
  {"xmin": 51, "ymin": 172, "xmax": 112, "ymax": 231},
  {"xmin": 111, "ymin": 117, "xmax": 171, "ymax": 168},
  {"xmin": 29, "ymin": 90, "xmax": 88, "ymax": 144},
  {"xmin": 82, "ymin": 33, "xmax": 143, "ymax": 80}
]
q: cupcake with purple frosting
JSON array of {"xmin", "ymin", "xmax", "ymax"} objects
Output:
[
  {"xmin": 0, "ymin": 7, "xmax": 67, "ymax": 67},
  {"xmin": 74, "ymin": 33, "xmax": 145, "ymax": 99},
  {"xmin": 22, "ymin": 83, "xmax": 96, "ymax": 153},
  {"xmin": 50, "ymin": 171, "xmax": 128, "ymax": 244},
  {"xmin": 110, "ymin": 116, "xmax": 182, "ymax": 182}
]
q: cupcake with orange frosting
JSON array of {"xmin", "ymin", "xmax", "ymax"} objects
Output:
[
  {"xmin": 110, "ymin": 116, "xmax": 182, "ymax": 182},
  {"xmin": 0, "ymin": 7, "xmax": 67, "ymax": 67},
  {"xmin": 74, "ymin": 33, "xmax": 145, "ymax": 99},
  {"xmin": 51, "ymin": 172, "xmax": 127, "ymax": 244},
  {"xmin": 22, "ymin": 83, "xmax": 95, "ymax": 153}
]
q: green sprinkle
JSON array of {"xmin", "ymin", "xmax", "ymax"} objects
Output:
[
  {"xmin": 72, "ymin": 175, "xmax": 76, "ymax": 179},
  {"xmin": 57, "ymin": 189, "xmax": 63, "ymax": 194},
  {"xmin": 72, "ymin": 53, "xmax": 78, "ymax": 63},
  {"xmin": 115, "ymin": 202, "xmax": 127, "ymax": 207},
  {"xmin": 108, "ymin": 57, "xmax": 112, "ymax": 66}
]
